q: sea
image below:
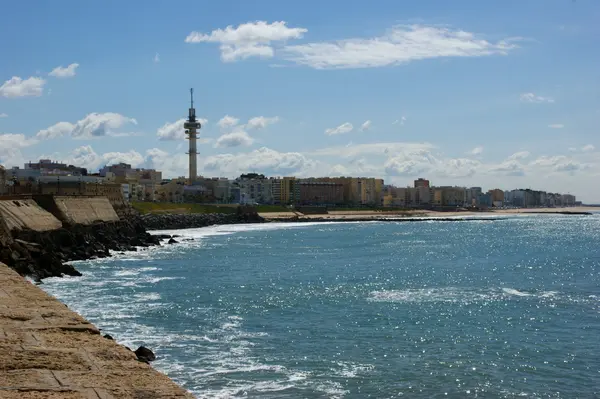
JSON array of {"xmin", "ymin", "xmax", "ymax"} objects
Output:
[{"xmin": 42, "ymin": 214, "xmax": 600, "ymax": 398}]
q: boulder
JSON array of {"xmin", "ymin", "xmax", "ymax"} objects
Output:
[
  {"xmin": 167, "ymin": 238, "xmax": 178, "ymax": 244},
  {"xmin": 134, "ymin": 346, "xmax": 156, "ymax": 362}
]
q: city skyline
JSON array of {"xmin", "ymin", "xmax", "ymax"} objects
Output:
[{"xmin": 1, "ymin": 1, "xmax": 599, "ymax": 201}]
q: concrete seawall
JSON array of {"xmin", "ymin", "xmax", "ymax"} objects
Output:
[
  {"xmin": 0, "ymin": 262, "xmax": 194, "ymax": 398},
  {"xmin": 0, "ymin": 199, "xmax": 62, "ymax": 232}
]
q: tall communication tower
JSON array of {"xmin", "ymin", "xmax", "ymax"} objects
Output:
[{"xmin": 184, "ymin": 88, "xmax": 201, "ymax": 184}]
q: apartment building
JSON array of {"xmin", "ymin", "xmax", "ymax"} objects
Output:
[
  {"xmin": 434, "ymin": 186, "xmax": 467, "ymax": 207},
  {"xmin": 298, "ymin": 180, "xmax": 344, "ymax": 205},
  {"xmin": 272, "ymin": 177, "xmax": 299, "ymax": 205}
]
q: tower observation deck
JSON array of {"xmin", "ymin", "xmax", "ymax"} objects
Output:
[{"xmin": 184, "ymin": 88, "xmax": 201, "ymax": 184}]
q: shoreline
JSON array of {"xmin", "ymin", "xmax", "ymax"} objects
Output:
[
  {"xmin": 0, "ymin": 262, "xmax": 194, "ymax": 398},
  {"xmin": 258, "ymin": 208, "xmax": 594, "ymax": 223}
]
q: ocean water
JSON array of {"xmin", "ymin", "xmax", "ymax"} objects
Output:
[{"xmin": 42, "ymin": 214, "xmax": 600, "ymax": 398}]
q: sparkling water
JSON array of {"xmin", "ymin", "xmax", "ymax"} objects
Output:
[{"xmin": 43, "ymin": 215, "xmax": 600, "ymax": 398}]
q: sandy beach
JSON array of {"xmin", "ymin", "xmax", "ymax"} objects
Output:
[{"xmin": 259, "ymin": 207, "xmax": 597, "ymax": 221}]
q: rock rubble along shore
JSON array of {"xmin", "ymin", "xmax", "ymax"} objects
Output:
[
  {"xmin": 0, "ymin": 216, "xmax": 160, "ymax": 281},
  {"xmin": 141, "ymin": 209, "xmax": 264, "ymax": 230}
]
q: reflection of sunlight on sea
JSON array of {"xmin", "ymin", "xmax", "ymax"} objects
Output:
[{"xmin": 41, "ymin": 216, "xmax": 600, "ymax": 398}]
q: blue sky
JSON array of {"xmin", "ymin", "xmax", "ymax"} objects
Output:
[{"xmin": 1, "ymin": 0, "xmax": 599, "ymax": 201}]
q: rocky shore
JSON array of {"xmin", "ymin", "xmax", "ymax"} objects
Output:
[
  {"xmin": 0, "ymin": 262, "xmax": 194, "ymax": 398},
  {"xmin": 0, "ymin": 217, "xmax": 160, "ymax": 281},
  {"xmin": 141, "ymin": 209, "xmax": 264, "ymax": 231}
]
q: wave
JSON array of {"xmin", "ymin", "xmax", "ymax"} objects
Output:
[{"xmin": 368, "ymin": 287, "xmax": 563, "ymax": 304}]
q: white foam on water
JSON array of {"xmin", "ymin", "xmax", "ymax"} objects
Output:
[
  {"xmin": 502, "ymin": 288, "xmax": 531, "ymax": 297},
  {"xmin": 369, "ymin": 287, "xmax": 565, "ymax": 304}
]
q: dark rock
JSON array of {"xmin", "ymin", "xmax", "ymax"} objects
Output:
[
  {"xmin": 134, "ymin": 346, "xmax": 156, "ymax": 362},
  {"xmin": 167, "ymin": 238, "xmax": 178, "ymax": 244},
  {"xmin": 103, "ymin": 334, "xmax": 114, "ymax": 340}
]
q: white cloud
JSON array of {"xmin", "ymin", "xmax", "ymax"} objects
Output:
[
  {"xmin": 215, "ymin": 131, "xmax": 254, "ymax": 148},
  {"xmin": 154, "ymin": 53, "xmax": 160, "ymax": 63},
  {"xmin": 185, "ymin": 21, "xmax": 307, "ymax": 62},
  {"xmin": 246, "ymin": 116, "xmax": 279, "ymax": 129},
  {"xmin": 530, "ymin": 155, "xmax": 587, "ymax": 174},
  {"xmin": 36, "ymin": 113, "xmax": 137, "ymax": 139},
  {"xmin": 383, "ymin": 148, "xmax": 479, "ymax": 178},
  {"xmin": 0, "ymin": 133, "xmax": 38, "ymax": 168},
  {"xmin": 282, "ymin": 25, "xmax": 521, "ymax": 69},
  {"xmin": 548, "ymin": 124, "xmax": 564, "ymax": 129},
  {"xmin": 581, "ymin": 144, "xmax": 595, "ymax": 152},
  {"xmin": 469, "ymin": 146, "xmax": 483, "ymax": 155},
  {"xmin": 0, "ymin": 113, "xmax": 7, "ymax": 118},
  {"xmin": 507, "ymin": 151, "xmax": 530, "ymax": 161},
  {"xmin": 311, "ymin": 141, "xmax": 434, "ymax": 158},
  {"xmin": 217, "ymin": 115, "xmax": 240, "ymax": 129},
  {"xmin": 203, "ymin": 146, "xmax": 318, "ymax": 176},
  {"xmin": 392, "ymin": 116, "xmax": 407, "ymax": 125},
  {"xmin": 0, "ymin": 76, "xmax": 46, "ymax": 98},
  {"xmin": 360, "ymin": 120, "xmax": 371, "ymax": 132},
  {"xmin": 157, "ymin": 118, "xmax": 208, "ymax": 140},
  {"xmin": 520, "ymin": 93, "xmax": 554, "ymax": 103},
  {"xmin": 48, "ymin": 63, "xmax": 79, "ymax": 78},
  {"xmin": 488, "ymin": 160, "xmax": 526, "ymax": 176},
  {"xmin": 325, "ymin": 122, "xmax": 353, "ymax": 135}
]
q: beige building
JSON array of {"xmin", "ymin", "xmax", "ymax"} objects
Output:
[
  {"xmin": 272, "ymin": 177, "xmax": 298, "ymax": 205},
  {"xmin": 488, "ymin": 189, "xmax": 504, "ymax": 203},
  {"xmin": 434, "ymin": 186, "xmax": 466, "ymax": 207}
]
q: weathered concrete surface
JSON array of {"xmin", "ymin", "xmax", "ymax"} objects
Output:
[
  {"xmin": 53, "ymin": 197, "xmax": 119, "ymax": 225},
  {"xmin": 0, "ymin": 200, "xmax": 63, "ymax": 232},
  {"xmin": 0, "ymin": 263, "xmax": 194, "ymax": 398}
]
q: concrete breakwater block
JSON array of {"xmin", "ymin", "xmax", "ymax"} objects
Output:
[{"xmin": 0, "ymin": 199, "xmax": 62, "ymax": 232}]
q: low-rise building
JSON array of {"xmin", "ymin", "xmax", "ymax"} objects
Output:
[{"xmin": 24, "ymin": 159, "xmax": 87, "ymax": 176}]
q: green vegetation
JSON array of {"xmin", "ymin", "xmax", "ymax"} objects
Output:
[
  {"xmin": 132, "ymin": 202, "xmax": 238, "ymax": 214},
  {"xmin": 131, "ymin": 202, "xmax": 290, "ymax": 214}
]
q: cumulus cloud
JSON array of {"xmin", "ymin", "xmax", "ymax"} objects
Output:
[
  {"xmin": 185, "ymin": 21, "xmax": 307, "ymax": 62},
  {"xmin": 325, "ymin": 122, "xmax": 353, "ymax": 135},
  {"xmin": 214, "ymin": 131, "xmax": 254, "ymax": 148},
  {"xmin": 246, "ymin": 116, "xmax": 279, "ymax": 129},
  {"xmin": 507, "ymin": 151, "xmax": 530, "ymax": 161},
  {"xmin": 36, "ymin": 113, "xmax": 138, "ymax": 139},
  {"xmin": 469, "ymin": 146, "xmax": 483, "ymax": 155},
  {"xmin": 383, "ymin": 147, "xmax": 479, "ymax": 179},
  {"xmin": 0, "ymin": 76, "xmax": 46, "ymax": 98},
  {"xmin": 520, "ymin": 93, "xmax": 554, "ymax": 103},
  {"xmin": 282, "ymin": 25, "xmax": 521, "ymax": 69},
  {"xmin": 157, "ymin": 118, "xmax": 208, "ymax": 140},
  {"xmin": 0, "ymin": 133, "xmax": 37, "ymax": 168},
  {"xmin": 204, "ymin": 146, "xmax": 318, "ymax": 176},
  {"xmin": 360, "ymin": 120, "xmax": 371, "ymax": 132},
  {"xmin": 548, "ymin": 124, "xmax": 564, "ymax": 129},
  {"xmin": 488, "ymin": 160, "xmax": 526, "ymax": 176},
  {"xmin": 48, "ymin": 63, "xmax": 79, "ymax": 78},
  {"xmin": 581, "ymin": 144, "xmax": 595, "ymax": 152},
  {"xmin": 217, "ymin": 115, "xmax": 240, "ymax": 129}
]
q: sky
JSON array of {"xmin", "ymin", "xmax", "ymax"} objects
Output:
[{"xmin": 0, "ymin": 0, "xmax": 599, "ymax": 201}]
